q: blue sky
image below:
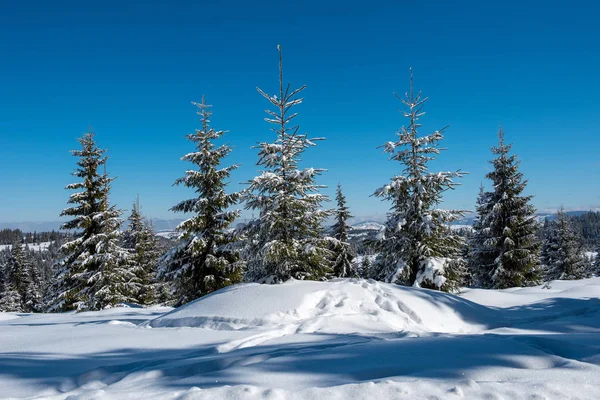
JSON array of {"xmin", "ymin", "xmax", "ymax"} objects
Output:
[{"xmin": 1, "ymin": 0, "xmax": 598, "ymax": 223}]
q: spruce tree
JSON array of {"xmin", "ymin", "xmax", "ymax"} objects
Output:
[
  {"xmin": 372, "ymin": 69, "xmax": 466, "ymax": 292},
  {"xmin": 244, "ymin": 45, "xmax": 332, "ymax": 283},
  {"xmin": 329, "ymin": 184, "xmax": 355, "ymax": 277},
  {"xmin": 360, "ymin": 256, "xmax": 373, "ymax": 278},
  {"xmin": 541, "ymin": 208, "xmax": 588, "ymax": 281},
  {"xmin": 47, "ymin": 131, "xmax": 135, "ymax": 311},
  {"xmin": 159, "ymin": 96, "xmax": 243, "ymax": 305},
  {"xmin": 0, "ymin": 244, "xmax": 25, "ymax": 312},
  {"xmin": 467, "ymin": 184, "xmax": 496, "ymax": 287},
  {"xmin": 474, "ymin": 129, "xmax": 540, "ymax": 289},
  {"xmin": 123, "ymin": 197, "xmax": 161, "ymax": 305}
]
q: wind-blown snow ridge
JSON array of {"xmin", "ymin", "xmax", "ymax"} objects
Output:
[{"xmin": 148, "ymin": 279, "xmax": 496, "ymax": 335}]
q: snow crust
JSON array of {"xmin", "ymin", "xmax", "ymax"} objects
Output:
[{"xmin": 1, "ymin": 278, "xmax": 600, "ymax": 399}]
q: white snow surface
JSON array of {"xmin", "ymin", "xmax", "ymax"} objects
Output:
[
  {"xmin": 0, "ymin": 241, "xmax": 53, "ymax": 252},
  {"xmin": 2, "ymin": 278, "xmax": 600, "ymax": 399}
]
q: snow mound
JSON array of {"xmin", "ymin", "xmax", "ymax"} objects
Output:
[
  {"xmin": 148, "ymin": 279, "xmax": 497, "ymax": 335},
  {"xmin": 0, "ymin": 312, "xmax": 20, "ymax": 321}
]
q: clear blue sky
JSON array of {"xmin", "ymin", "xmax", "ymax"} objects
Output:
[{"xmin": 1, "ymin": 0, "xmax": 598, "ymax": 223}]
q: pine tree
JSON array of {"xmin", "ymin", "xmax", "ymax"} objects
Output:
[
  {"xmin": 473, "ymin": 129, "xmax": 540, "ymax": 289},
  {"xmin": 0, "ymin": 243, "xmax": 25, "ymax": 312},
  {"xmin": 541, "ymin": 208, "xmax": 588, "ymax": 281},
  {"xmin": 123, "ymin": 197, "xmax": 161, "ymax": 305},
  {"xmin": 243, "ymin": 45, "xmax": 332, "ymax": 283},
  {"xmin": 18, "ymin": 245, "xmax": 43, "ymax": 312},
  {"xmin": 47, "ymin": 131, "xmax": 135, "ymax": 311},
  {"xmin": 360, "ymin": 256, "xmax": 373, "ymax": 278},
  {"xmin": 159, "ymin": 96, "xmax": 243, "ymax": 305},
  {"xmin": 329, "ymin": 184, "xmax": 355, "ymax": 277},
  {"xmin": 372, "ymin": 69, "xmax": 466, "ymax": 292},
  {"xmin": 467, "ymin": 184, "xmax": 496, "ymax": 287}
]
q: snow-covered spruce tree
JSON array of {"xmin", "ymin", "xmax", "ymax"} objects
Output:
[
  {"xmin": 476, "ymin": 129, "xmax": 540, "ymax": 289},
  {"xmin": 371, "ymin": 70, "xmax": 466, "ymax": 292},
  {"xmin": 123, "ymin": 197, "xmax": 161, "ymax": 305},
  {"xmin": 159, "ymin": 96, "xmax": 243, "ymax": 306},
  {"xmin": 244, "ymin": 46, "xmax": 333, "ymax": 283},
  {"xmin": 360, "ymin": 255, "xmax": 373, "ymax": 278},
  {"xmin": 47, "ymin": 132, "xmax": 136, "ymax": 311},
  {"xmin": 0, "ymin": 243, "xmax": 25, "ymax": 312},
  {"xmin": 329, "ymin": 184, "xmax": 356, "ymax": 277},
  {"xmin": 18, "ymin": 244, "xmax": 43, "ymax": 312},
  {"xmin": 541, "ymin": 207, "xmax": 588, "ymax": 281},
  {"xmin": 467, "ymin": 184, "xmax": 496, "ymax": 287}
]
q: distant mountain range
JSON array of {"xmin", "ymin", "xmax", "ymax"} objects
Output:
[{"xmin": 0, "ymin": 211, "xmax": 594, "ymax": 233}]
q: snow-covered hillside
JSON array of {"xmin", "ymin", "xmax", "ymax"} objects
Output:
[{"xmin": 1, "ymin": 278, "xmax": 600, "ymax": 399}]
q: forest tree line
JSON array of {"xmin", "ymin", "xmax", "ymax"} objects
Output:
[{"xmin": 1, "ymin": 48, "xmax": 598, "ymax": 312}]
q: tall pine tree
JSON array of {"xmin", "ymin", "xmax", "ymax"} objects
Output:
[
  {"xmin": 541, "ymin": 208, "xmax": 588, "ymax": 281},
  {"xmin": 470, "ymin": 128, "xmax": 540, "ymax": 289},
  {"xmin": 159, "ymin": 96, "xmax": 243, "ymax": 305},
  {"xmin": 329, "ymin": 184, "xmax": 355, "ymax": 277},
  {"xmin": 47, "ymin": 131, "xmax": 135, "ymax": 311},
  {"xmin": 372, "ymin": 69, "xmax": 466, "ymax": 292},
  {"xmin": 244, "ymin": 45, "xmax": 332, "ymax": 283}
]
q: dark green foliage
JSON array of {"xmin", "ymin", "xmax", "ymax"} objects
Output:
[
  {"xmin": 123, "ymin": 198, "xmax": 162, "ymax": 305},
  {"xmin": 469, "ymin": 129, "xmax": 540, "ymax": 289},
  {"xmin": 541, "ymin": 208, "xmax": 589, "ymax": 281},
  {"xmin": 244, "ymin": 46, "xmax": 333, "ymax": 283},
  {"xmin": 330, "ymin": 184, "xmax": 355, "ymax": 277},
  {"xmin": 372, "ymin": 70, "xmax": 466, "ymax": 292},
  {"xmin": 160, "ymin": 97, "xmax": 243, "ymax": 305},
  {"xmin": 48, "ymin": 131, "xmax": 134, "ymax": 312}
]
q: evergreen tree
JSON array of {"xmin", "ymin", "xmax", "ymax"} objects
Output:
[
  {"xmin": 472, "ymin": 129, "xmax": 540, "ymax": 289},
  {"xmin": 123, "ymin": 197, "xmax": 161, "ymax": 305},
  {"xmin": 159, "ymin": 96, "xmax": 243, "ymax": 305},
  {"xmin": 18, "ymin": 245, "xmax": 43, "ymax": 312},
  {"xmin": 243, "ymin": 45, "xmax": 332, "ymax": 283},
  {"xmin": 0, "ymin": 243, "xmax": 25, "ymax": 312},
  {"xmin": 47, "ymin": 131, "xmax": 135, "ymax": 311},
  {"xmin": 329, "ymin": 184, "xmax": 355, "ymax": 277},
  {"xmin": 360, "ymin": 256, "xmax": 373, "ymax": 278},
  {"xmin": 467, "ymin": 184, "xmax": 496, "ymax": 287},
  {"xmin": 372, "ymin": 69, "xmax": 466, "ymax": 292},
  {"xmin": 541, "ymin": 208, "xmax": 588, "ymax": 281}
]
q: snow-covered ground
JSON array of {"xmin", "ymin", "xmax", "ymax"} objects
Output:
[
  {"xmin": 0, "ymin": 241, "xmax": 53, "ymax": 252},
  {"xmin": 1, "ymin": 278, "xmax": 600, "ymax": 399}
]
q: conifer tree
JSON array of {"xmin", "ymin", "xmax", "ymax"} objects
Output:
[
  {"xmin": 360, "ymin": 256, "xmax": 373, "ymax": 278},
  {"xmin": 159, "ymin": 96, "xmax": 243, "ymax": 305},
  {"xmin": 18, "ymin": 244, "xmax": 43, "ymax": 312},
  {"xmin": 123, "ymin": 197, "xmax": 161, "ymax": 305},
  {"xmin": 244, "ymin": 46, "xmax": 332, "ymax": 283},
  {"xmin": 329, "ymin": 184, "xmax": 355, "ymax": 277},
  {"xmin": 541, "ymin": 208, "xmax": 588, "ymax": 281},
  {"xmin": 467, "ymin": 184, "xmax": 496, "ymax": 287},
  {"xmin": 0, "ymin": 243, "xmax": 25, "ymax": 312},
  {"xmin": 473, "ymin": 129, "xmax": 540, "ymax": 289},
  {"xmin": 372, "ymin": 69, "xmax": 466, "ymax": 292},
  {"xmin": 47, "ymin": 131, "xmax": 135, "ymax": 311}
]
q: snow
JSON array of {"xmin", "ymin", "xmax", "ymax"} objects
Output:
[
  {"xmin": 350, "ymin": 221, "xmax": 384, "ymax": 231},
  {"xmin": 1, "ymin": 278, "xmax": 600, "ymax": 399},
  {"xmin": 155, "ymin": 230, "xmax": 182, "ymax": 240},
  {"xmin": 0, "ymin": 312, "xmax": 19, "ymax": 321},
  {"xmin": 0, "ymin": 241, "xmax": 53, "ymax": 252}
]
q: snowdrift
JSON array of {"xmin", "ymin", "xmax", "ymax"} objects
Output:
[
  {"xmin": 148, "ymin": 279, "xmax": 497, "ymax": 334},
  {"xmin": 0, "ymin": 312, "xmax": 19, "ymax": 321}
]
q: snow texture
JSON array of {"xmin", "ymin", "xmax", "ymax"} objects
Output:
[{"xmin": 1, "ymin": 278, "xmax": 600, "ymax": 399}]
